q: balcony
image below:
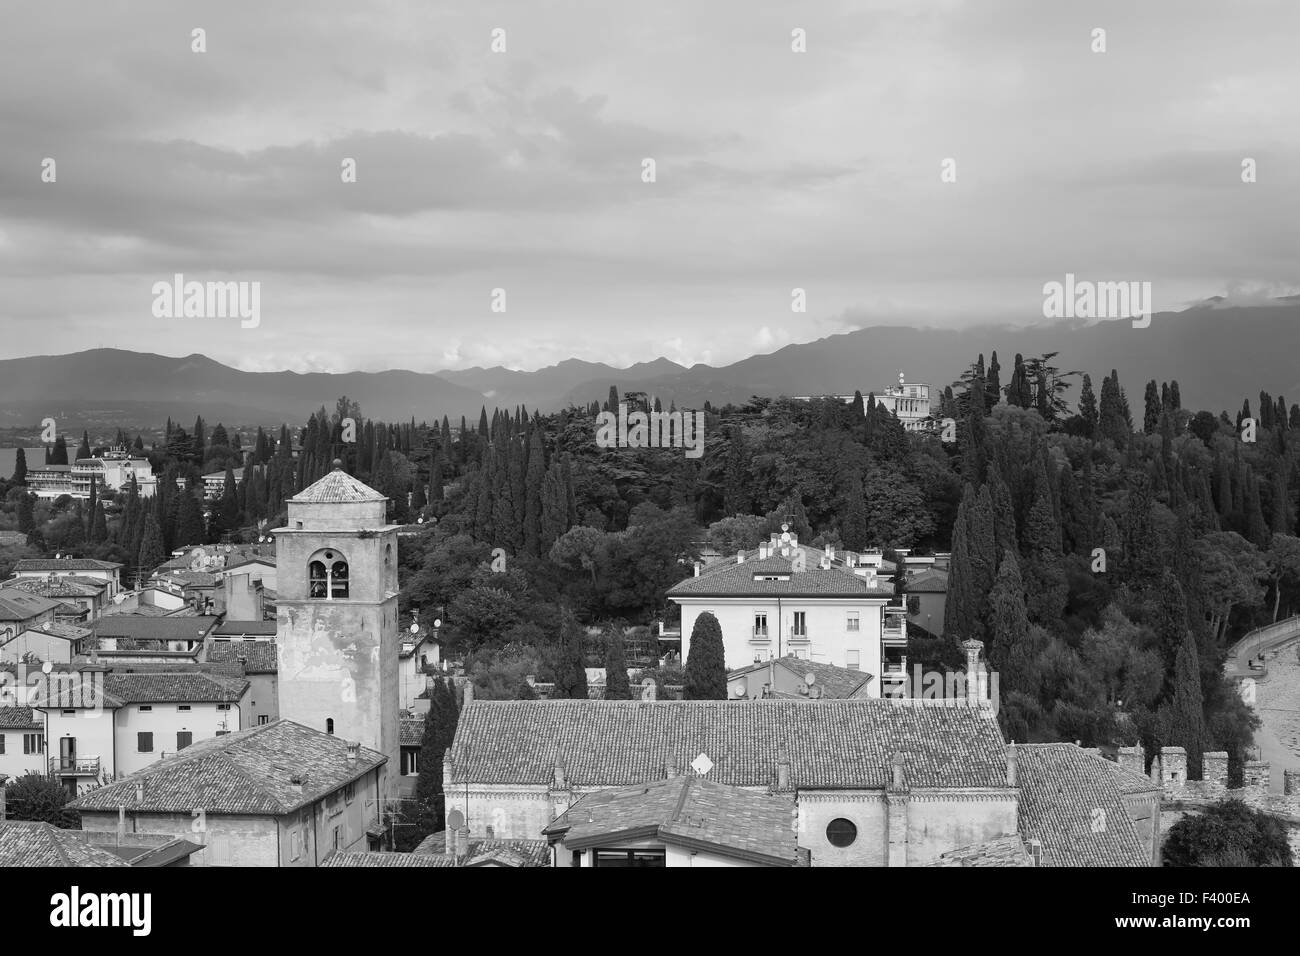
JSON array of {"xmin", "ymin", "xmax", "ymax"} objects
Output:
[
  {"xmin": 50, "ymin": 756, "xmax": 100, "ymax": 776},
  {"xmin": 882, "ymin": 625, "xmax": 907, "ymax": 647},
  {"xmin": 750, "ymin": 628, "xmax": 770, "ymax": 643},
  {"xmin": 788, "ymin": 630, "xmax": 810, "ymax": 644}
]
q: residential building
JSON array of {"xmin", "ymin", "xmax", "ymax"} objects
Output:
[
  {"xmin": 0, "ymin": 821, "xmax": 129, "ymax": 867},
  {"xmin": 398, "ymin": 713, "xmax": 422, "ymax": 798},
  {"xmin": 399, "ymin": 629, "xmax": 441, "ymax": 711},
  {"xmin": 667, "ymin": 532, "xmax": 894, "ymax": 687},
  {"xmin": 727, "ymin": 655, "xmax": 874, "ymax": 700},
  {"xmin": 33, "ymin": 670, "xmax": 249, "ymax": 793},
  {"xmin": 89, "ymin": 615, "xmax": 220, "ymax": 664},
  {"xmin": 206, "ymin": 631, "xmax": 278, "ymax": 727},
  {"xmin": 10, "ymin": 558, "xmax": 123, "ymax": 600},
  {"xmin": 0, "ymin": 590, "xmax": 62, "ymax": 647},
  {"xmin": 23, "ymin": 464, "xmax": 78, "ymax": 499},
  {"xmin": 544, "ymin": 775, "xmax": 806, "ymax": 867},
  {"xmin": 0, "ymin": 706, "xmax": 45, "ymax": 780},
  {"xmin": 444, "ymin": 695, "xmax": 1016, "ymax": 866},
  {"xmin": 71, "ymin": 720, "xmax": 387, "ymax": 867},
  {"xmin": 272, "ymin": 464, "xmax": 401, "ymax": 804},
  {"xmin": 794, "ymin": 372, "xmax": 933, "ymax": 431},
  {"xmin": 904, "ymin": 567, "xmax": 948, "ymax": 638},
  {"xmin": 3, "ymin": 575, "xmax": 110, "ymax": 621},
  {"xmin": 73, "ymin": 447, "xmax": 156, "ymax": 497},
  {"xmin": 0, "ymin": 620, "xmax": 92, "ymax": 665}
]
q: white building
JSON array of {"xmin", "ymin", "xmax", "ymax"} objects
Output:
[
  {"xmin": 795, "ymin": 372, "xmax": 934, "ymax": 432},
  {"xmin": 33, "ymin": 670, "xmax": 249, "ymax": 795},
  {"xmin": 666, "ymin": 532, "xmax": 895, "ymax": 692},
  {"xmin": 0, "ymin": 706, "xmax": 46, "ymax": 781}
]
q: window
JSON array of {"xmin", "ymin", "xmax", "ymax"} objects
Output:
[
  {"xmin": 178, "ymin": 705, "xmax": 191, "ymax": 712},
  {"xmin": 24, "ymin": 733, "xmax": 43, "ymax": 754},
  {"xmin": 592, "ymin": 848, "xmax": 666, "ymax": 867},
  {"xmin": 753, "ymin": 612, "xmax": 768, "ymax": 638},
  {"xmin": 309, "ymin": 550, "xmax": 349, "ymax": 600},
  {"xmin": 258, "ymin": 715, "xmax": 269, "ymax": 725},
  {"xmin": 177, "ymin": 731, "xmax": 193, "ymax": 750},
  {"xmin": 215, "ymin": 730, "xmax": 228, "ymax": 737},
  {"xmin": 137, "ymin": 732, "xmax": 154, "ymax": 753},
  {"xmin": 61, "ymin": 709, "xmax": 76, "ymax": 716},
  {"xmin": 138, "ymin": 705, "xmax": 152, "ymax": 712},
  {"xmin": 792, "ymin": 611, "xmax": 807, "ymax": 637},
  {"xmin": 344, "ymin": 783, "xmax": 355, "ymax": 803},
  {"xmin": 290, "ymin": 830, "xmax": 302, "ymax": 861},
  {"xmin": 216, "ymin": 703, "xmax": 231, "ymax": 711},
  {"xmin": 333, "ymin": 826, "xmax": 341, "ymax": 850},
  {"xmin": 846, "ymin": 650, "xmax": 860, "ymax": 671},
  {"xmin": 0, "ymin": 735, "xmax": 5, "ymax": 755},
  {"xmin": 826, "ymin": 818, "xmax": 857, "ymax": 848},
  {"xmin": 846, "ymin": 612, "xmax": 860, "ymax": 632},
  {"xmin": 401, "ymin": 749, "xmax": 418, "ymax": 775},
  {"xmin": 326, "ymin": 718, "xmax": 334, "ymax": 735}
]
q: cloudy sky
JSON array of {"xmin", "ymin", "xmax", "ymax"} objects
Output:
[{"xmin": 1, "ymin": 0, "xmax": 1296, "ymax": 374}]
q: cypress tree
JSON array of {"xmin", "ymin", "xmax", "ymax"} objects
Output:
[
  {"xmin": 988, "ymin": 551, "xmax": 1036, "ymax": 697},
  {"xmin": 989, "ymin": 470, "xmax": 1018, "ymax": 564},
  {"xmin": 841, "ymin": 470, "xmax": 868, "ymax": 552},
  {"xmin": 684, "ymin": 612, "xmax": 727, "ymax": 700},
  {"xmin": 11, "ymin": 447, "xmax": 27, "ymax": 485},
  {"xmin": 1245, "ymin": 473, "xmax": 1270, "ymax": 548},
  {"xmin": 136, "ymin": 510, "xmax": 166, "ymax": 580},
  {"xmin": 1164, "ymin": 630, "xmax": 1205, "ymax": 779},
  {"xmin": 540, "ymin": 462, "xmax": 570, "ymax": 553},
  {"xmin": 985, "ymin": 351, "xmax": 1001, "ymax": 408},
  {"xmin": 49, "ymin": 435, "xmax": 69, "ymax": 465},
  {"xmin": 553, "ymin": 614, "xmax": 589, "ymax": 700},
  {"xmin": 1021, "ymin": 463, "xmax": 1067, "ymax": 625},
  {"xmin": 523, "ymin": 428, "xmax": 546, "ymax": 556},
  {"xmin": 1143, "ymin": 380, "xmax": 1161, "ymax": 434},
  {"xmin": 1078, "ymin": 374, "xmax": 1098, "ymax": 437},
  {"xmin": 603, "ymin": 626, "xmax": 631, "ymax": 700},
  {"xmin": 17, "ymin": 492, "xmax": 35, "ymax": 535}
]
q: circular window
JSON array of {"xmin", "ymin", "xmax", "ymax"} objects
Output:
[{"xmin": 826, "ymin": 818, "xmax": 857, "ymax": 848}]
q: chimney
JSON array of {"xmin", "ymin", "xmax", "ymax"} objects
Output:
[
  {"xmin": 117, "ymin": 805, "xmax": 126, "ymax": 844},
  {"xmin": 289, "ymin": 773, "xmax": 305, "ymax": 794},
  {"xmin": 455, "ymin": 824, "xmax": 469, "ymax": 860},
  {"xmin": 736, "ymin": 550, "xmax": 745, "ymax": 565},
  {"xmin": 825, "ymin": 544, "xmax": 834, "ymax": 561},
  {"xmin": 776, "ymin": 751, "xmax": 790, "ymax": 790},
  {"xmin": 552, "ymin": 756, "xmax": 566, "ymax": 790},
  {"xmin": 1007, "ymin": 742, "xmax": 1018, "ymax": 786},
  {"xmin": 665, "ymin": 754, "xmax": 677, "ymax": 779},
  {"xmin": 346, "ymin": 741, "xmax": 360, "ymax": 762},
  {"xmin": 135, "ymin": 780, "xmax": 146, "ymax": 804},
  {"xmin": 462, "ymin": 681, "xmax": 474, "ymax": 704},
  {"xmin": 758, "ymin": 544, "xmax": 767, "ymax": 559},
  {"xmin": 890, "ymin": 752, "xmax": 906, "ymax": 789},
  {"xmin": 693, "ymin": 562, "xmax": 702, "ymax": 577},
  {"xmin": 960, "ymin": 639, "xmax": 984, "ymax": 704},
  {"xmin": 447, "ymin": 825, "xmax": 458, "ymax": 857}
]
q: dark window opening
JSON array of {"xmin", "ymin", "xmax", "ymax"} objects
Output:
[{"xmin": 826, "ymin": 818, "xmax": 857, "ymax": 848}]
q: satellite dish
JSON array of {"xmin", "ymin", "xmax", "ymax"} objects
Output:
[
  {"xmin": 42, "ymin": 661, "xmax": 53, "ymax": 675},
  {"xmin": 447, "ymin": 809, "xmax": 465, "ymax": 831},
  {"xmin": 433, "ymin": 618, "xmax": 442, "ymax": 629},
  {"xmin": 804, "ymin": 672, "xmax": 816, "ymax": 686},
  {"xmin": 409, "ymin": 623, "xmax": 420, "ymax": 634},
  {"xmin": 731, "ymin": 684, "xmax": 746, "ymax": 698}
]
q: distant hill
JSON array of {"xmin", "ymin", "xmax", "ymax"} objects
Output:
[{"xmin": 1, "ymin": 301, "xmax": 1295, "ymax": 430}]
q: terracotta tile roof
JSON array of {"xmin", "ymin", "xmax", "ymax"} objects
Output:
[
  {"xmin": 104, "ymin": 672, "xmax": 248, "ymax": 704},
  {"xmin": 291, "ymin": 468, "xmax": 387, "ymax": 504},
  {"xmin": 924, "ymin": 835, "xmax": 1034, "ymax": 867},
  {"xmin": 323, "ymin": 851, "xmax": 453, "ymax": 868},
  {"xmin": 411, "ymin": 834, "xmax": 550, "ymax": 867},
  {"xmin": 400, "ymin": 715, "xmax": 424, "ymax": 747},
  {"xmin": 12, "ymin": 559, "xmax": 122, "ymax": 573},
  {"xmin": 206, "ymin": 640, "xmax": 278, "ymax": 674},
  {"xmin": 0, "ymin": 705, "xmax": 41, "ymax": 729},
  {"xmin": 0, "ymin": 822, "xmax": 129, "ymax": 867},
  {"xmin": 69, "ymin": 720, "xmax": 386, "ymax": 816},
  {"xmin": 730, "ymin": 657, "xmax": 873, "ymax": 699},
  {"xmin": 92, "ymin": 616, "xmax": 219, "ymax": 642},
  {"xmin": 546, "ymin": 776, "xmax": 801, "ymax": 865},
  {"xmin": 0, "ymin": 590, "xmax": 63, "ymax": 621},
  {"xmin": 3, "ymin": 621, "xmax": 91, "ymax": 643},
  {"xmin": 1014, "ymin": 744, "xmax": 1152, "ymax": 867},
  {"xmin": 449, "ymin": 699, "xmax": 1009, "ymax": 790},
  {"xmin": 99, "ymin": 603, "xmax": 175, "ymax": 618},
  {"xmin": 905, "ymin": 568, "xmax": 949, "ymax": 593},
  {"xmin": 1103, "ymin": 759, "xmax": 1161, "ymax": 795},
  {"xmin": 667, "ymin": 555, "xmax": 893, "ymax": 598},
  {"xmin": 4, "ymin": 577, "xmax": 105, "ymax": 599},
  {"xmin": 214, "ymin": 620, "xmax": 278, "ymax": 637}
]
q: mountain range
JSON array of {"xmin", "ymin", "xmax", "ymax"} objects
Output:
[{"xmin": 0, "ymin": 300, "xmax": 1294, "ymax": 432}]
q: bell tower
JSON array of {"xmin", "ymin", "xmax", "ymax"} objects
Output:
[{"xmin": 273, "ymin": 461, "xmax": 400, "ymax": 801}]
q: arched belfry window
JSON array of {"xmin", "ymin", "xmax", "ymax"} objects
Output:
[{"xmin": 308, "ymin": 549, "xmax": 349, "ymax": 599}]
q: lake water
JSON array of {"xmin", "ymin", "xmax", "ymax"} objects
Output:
[{"xmin": 0, "ymin": 448, "xmax": 48, "ymax": 478}]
